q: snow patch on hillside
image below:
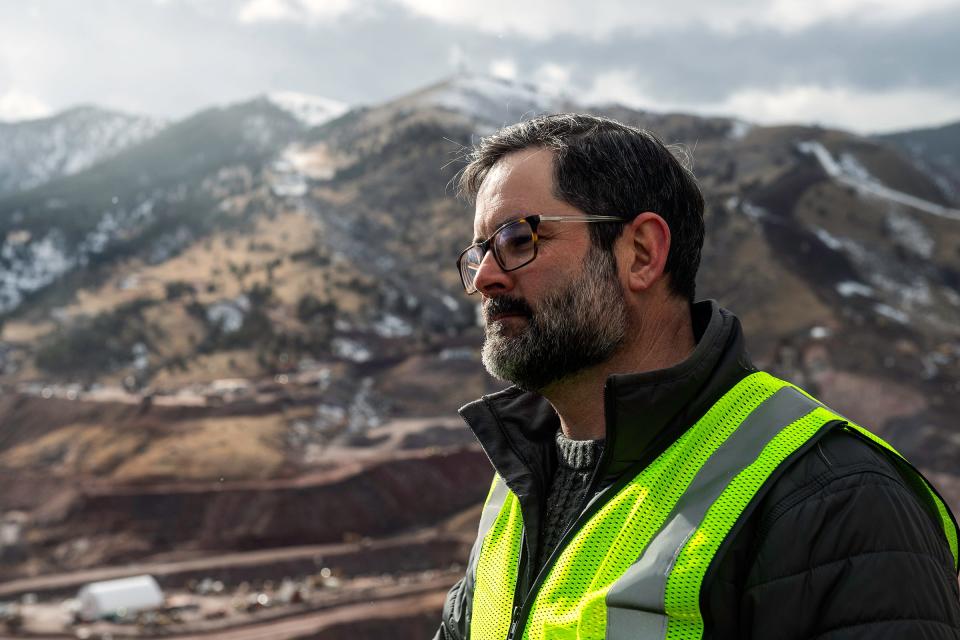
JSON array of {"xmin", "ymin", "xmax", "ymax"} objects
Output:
[
  {"xmin": 372, "ymin": 313, "xmax": 412, "ymax": 338},
  {"xmin": 814, "ymin": 227, "xmax": 844, "ymax": 251},
  {"xmin": 798, "ymin": 141, "xmax": 960, "ymax": 221},
  {"xmin": 837, "ymin": 281, "xmax": 874, "ymax": 298},
  {"xmin": 813, "ymin": 227, "xmax": 869, "ymax": 263},
  {"xmin": 280, "ymin": 145, "xmax": 337, "ymax": 181},
  {"xmin": 728, "ymin": 120, "xmax": 753, "ymax": 140},
  {"xmin": 0, "ymin": 107, "xmax": 165, "ymax": 195},
  {"xmin": 332, "ymin": 337, "xmax": 372, "ymax": 363},
  {"xmin": 885, "ymin": 210, "xmax": 935, "ymax": 259},
  {"xmin": 871, "ymin": 273, "xmax": 933, "ymax": 309},
  {"xmin": 815, "ymin": 223, "xmax": 936, "ymax": 319},
  {"xmin": 874, "ymin": 303, "xmax": 909, "ymax": 324},
  {"xmin": 741, "ymin": 201, "xmax": 768, "ymax": 221},
  {"xmin": 78, "ymin": 200, "xmax": 156, "ymax": 257},
  {"xmin": 207, "ymin": 296, "xmax": 250, "ymax": 333},
  {"xmin": 267, "ymin": 92, "xmax": 348, "ymax": 128},
  {"xmin": 0, "ymin": 193, "xmax": 189, "ymax": 314},
  {"xmin": 0, "ymin": 232, "xmax": 76, "ymax": 313},
  {"xmin": 269, "ymin": 157, "xmax": 309, "ymax": 197}
]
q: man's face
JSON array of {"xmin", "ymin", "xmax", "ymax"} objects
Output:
[
  {"xmin": 472, "ymin": 148, "xmax": 628, "ymax": 392},
  {"xmin": 480, "ymin": 244, "xmax": 628, "ymax": 391}
]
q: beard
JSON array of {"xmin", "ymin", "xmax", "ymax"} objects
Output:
[{"xmin": 480, "ymin": 245, "xmax": 628, "ymax": 392}]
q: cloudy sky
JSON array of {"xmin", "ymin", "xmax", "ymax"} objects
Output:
[{"xmin": 1, "ymin": 0, "xmax": 958, "ymax": 133}]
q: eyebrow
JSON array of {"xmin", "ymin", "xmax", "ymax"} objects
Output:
[{"xmin": 472, "ymin": 215, "xmax": 524, "ymax": 245}]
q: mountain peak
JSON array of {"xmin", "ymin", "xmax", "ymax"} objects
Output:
[
  {"xmin": 266, "ymin": 91, "xmax": 349, "ymax": 128},
  {"xmin": 397, "ymin": 72, "xmax": 561, "ymax": 131}
]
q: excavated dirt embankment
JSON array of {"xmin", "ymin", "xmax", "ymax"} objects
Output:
[{"xmin": 27, "ymin": 446, "xmax": 490, "ymax": 568}]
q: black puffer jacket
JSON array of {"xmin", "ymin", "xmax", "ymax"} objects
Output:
[{"xmin": 434, "ymin": 301, "xmax": 960, "ymax": 639}]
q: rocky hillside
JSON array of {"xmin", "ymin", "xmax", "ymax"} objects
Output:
[
  {"xmin": 876, "ymin": 121, "xmax": 960, "ymax": 206},
  {"xmin": 1, "ymin": 73, "xmax": 959, "ymax": 588},
  {"xmin": 0, "ymin": 106, "xmax": 165, "ymax": 197}
]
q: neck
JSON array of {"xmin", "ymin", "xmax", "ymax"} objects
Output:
[{"xmin": 543, "ymin": 296, "xmax": 696, "ymax": 441}]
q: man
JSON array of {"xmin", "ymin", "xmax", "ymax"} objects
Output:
[{"xmin": 435, "ymin": 114, "xmax": 960, "ymax": 640}]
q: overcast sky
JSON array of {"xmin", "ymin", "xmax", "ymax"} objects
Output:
[{"xmin": 1, "ymin": 0, "xmax": 958, "ymax": 133}]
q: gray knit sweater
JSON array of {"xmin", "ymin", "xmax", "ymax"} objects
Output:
[{"xmin": 535, "ymin": 429, "xmax": 604, "ymax": 572}]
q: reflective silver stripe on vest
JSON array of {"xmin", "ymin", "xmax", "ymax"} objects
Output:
[
  {"xmin": 478, "ymin": 475, "xmax": 511, "ymax": 538},
  {"xmin": 461, "ymin": 475, "xmax": 513, "ymax": 630},
  {"xmin": 605, "ymin": 387, "xmax": 823, "ymax": 639},
  {"xmin": 468, "ymin": 475, "xmax": 511, "ymax": 583}
]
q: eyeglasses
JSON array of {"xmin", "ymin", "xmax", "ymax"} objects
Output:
[{"xmin": 456, "ymin": 214, "xmax": 627, "ymax": 294}]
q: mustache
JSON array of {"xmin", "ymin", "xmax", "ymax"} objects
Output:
[{"xmin": 483, "ymin": 296, "xmax": 533, "ymax": 322}]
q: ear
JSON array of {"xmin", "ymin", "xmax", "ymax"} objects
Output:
[{"xmin": 621, "ymin": 212, "xmax": 671, "ymax": 293}]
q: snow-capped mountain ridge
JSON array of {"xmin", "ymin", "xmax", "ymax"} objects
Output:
[
  {"xmin": 402, "ymin": 73, "xmax": 562, "ymax": 132},
  {"xmin": 266, "ymin": 91, "xmax": 349, "ymax": 128},
  {"xmin": 0, "ymin": 106, "xmax": 165, "ymax": 196}
]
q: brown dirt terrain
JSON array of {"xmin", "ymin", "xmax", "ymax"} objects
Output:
[
  {"xmin": 2, "ymin": 84, "xmax": 959, "ymax": 639},
  {"xmin": 0, "ymin": 387, "xmax": 484, "ymax": 638},
  {"xmin": 29, "ymin": 446, "xmax": 488, "ymax": 563}
]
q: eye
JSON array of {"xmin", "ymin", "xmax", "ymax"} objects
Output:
[{"xmin": 497, "ymin": 223, "xmax": 534, "ymax": 252}]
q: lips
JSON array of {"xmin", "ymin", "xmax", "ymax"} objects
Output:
[
  {"xmin": 483, "ymin": 296, "xmax": 533, "ymax": 324},
  {"xmin": 490, "ymin": 312, "xmax": 527, "ymax": 322}
]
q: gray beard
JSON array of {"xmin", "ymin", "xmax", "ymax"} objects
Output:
[{"xmin": 480, "ymin": 247, "xmax": 628, "ymax": 392}]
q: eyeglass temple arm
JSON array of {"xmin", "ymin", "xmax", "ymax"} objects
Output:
[{"xmin": 537, "ymin": 215, "xmax": 628, "ymax": 222}]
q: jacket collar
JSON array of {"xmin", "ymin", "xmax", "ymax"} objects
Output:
[{"xmin": 459, "ymin": 300, "xmax": 756, "ymax": 496}]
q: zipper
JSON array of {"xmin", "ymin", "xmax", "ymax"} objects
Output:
[
  {"xmin": 505, "ymin": 481, "xmax": 620, "ymax": 639},
  {"xmin": 505, "ymin": 496, "xmax": 530, "ymax": 639},
  {"xmin": 508, "ymin": 605, "xmax": 522, "ymax": 639},
  {"xmin": 506, "ymin": 379, "xmax": 624, "ymax": 640}
]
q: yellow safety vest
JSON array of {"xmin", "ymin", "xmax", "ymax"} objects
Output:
[{"xmin": 467, "ymin": 371, "xmax": 959, "ymax": 640}]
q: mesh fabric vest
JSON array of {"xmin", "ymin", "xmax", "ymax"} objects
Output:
[{"xmin": 467, "ymin": 372, "xmax": 960, "ymax": 640}]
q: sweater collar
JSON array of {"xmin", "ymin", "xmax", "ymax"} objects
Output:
[{"xmin": 459, "ymin": 300, "xmax": 756, "ymax": 493}]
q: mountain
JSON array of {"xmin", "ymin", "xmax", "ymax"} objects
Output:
[
  {"xmin": 398, "ymin": 74, "xmax": 562, "ymax": 131},
  {"xmin": 0, "ymin": 106, "xmax": 164, "ymax": 197},
  {"xmin": 266, "ymin": 91, "xmax": 349, "ymax": 128},
  {"xmin": 1, "ymin": 75, "xmax": 959, "ymax": 636},
  {"xmin": 2, "ymin": 73, "xmax": 959, "ymax": 487},
  {"xmin": 876, "ymin": 120, "xmax": 960, "ymax": 206},
  {"xmin": 0, "ymin": 97, "xmax": 307, "ymax": 315}
]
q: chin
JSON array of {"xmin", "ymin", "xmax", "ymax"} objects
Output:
[{"xmin": 486, "ymin": 316, "xmax": 528, "ymax": 336}]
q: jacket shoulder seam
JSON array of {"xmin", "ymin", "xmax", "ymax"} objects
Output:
[
  {"xmin": 746, "ymin": 548, "xmax": 957, "ymax": 591},
  {"xmin": 757, "ymin": 466, "xmax": 906, "ymax": 542}
]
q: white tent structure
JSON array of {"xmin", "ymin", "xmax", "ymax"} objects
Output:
[{"xmin": 77, "ymin": 575, "xmax": 164, "ymax": 621}]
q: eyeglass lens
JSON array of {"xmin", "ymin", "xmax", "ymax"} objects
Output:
[
  {"xmin": 495, "ymin": 219, "xmax": 536, "ymax": 269},
  {"xmin": 460, "ymin": 219, "xmax": 537, "ymax": 292}
]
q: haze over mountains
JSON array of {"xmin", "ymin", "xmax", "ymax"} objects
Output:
[
  {"xmin": 0, "ymin": 74, "xmax": 958, "ymax": 636},
  {"xmin": 0, "ymin": 106, "xmax": 164, "ymax": 197}
]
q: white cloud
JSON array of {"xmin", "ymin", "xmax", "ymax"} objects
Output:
[
  {"xmin": 0, "ymin": 88, "xmax": 52, "ymax": 122},
  {"xmin": 585, "ymin": 69, "xmax": 960, "ymax": 133},
  {"xmin": 719, "ymin": 85, "xmax": 960, "ymax": 133},
  {"xmin": 489, "ymin": 58, "xmax": 518, "ymax": 80},
  {"xmin": 534, "ymin": 63, "xmax": 572, "ymax": 95},
  {"xmin": 448, "ymin": 45, "xmax": 467, "ymax": 72},
  {"xmin": 392, "ymin": 0, "xmax": 960, "ymax": 38},
  {"xmin": 584, "ymin": 70, "xmax": 660, "ymax": 110},
  {"xmin": 765, "ymin": 0, "xmax": 960, "ymax": 31},
  {"xmin": 237, "ymin": 0, "xmax": 356, "ymax": 24}
]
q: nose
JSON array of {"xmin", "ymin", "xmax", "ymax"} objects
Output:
[{"xmin": 472, "ymin": 248, "xmax": 514, "ymax": 296}]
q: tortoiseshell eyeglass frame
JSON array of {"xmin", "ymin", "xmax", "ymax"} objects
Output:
[{"xmin": 457, "ymin": 214, "xmax": 627, "ymax": 294}]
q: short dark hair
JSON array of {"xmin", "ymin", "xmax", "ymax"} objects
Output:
[{"xmin": 457, "ymin": 113, "xmax": 705, "ymax": 301}]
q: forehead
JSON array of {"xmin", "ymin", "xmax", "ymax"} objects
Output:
[{"xmin": 473, "ymin": 147, "xmax": 572, "ymax": 237}]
